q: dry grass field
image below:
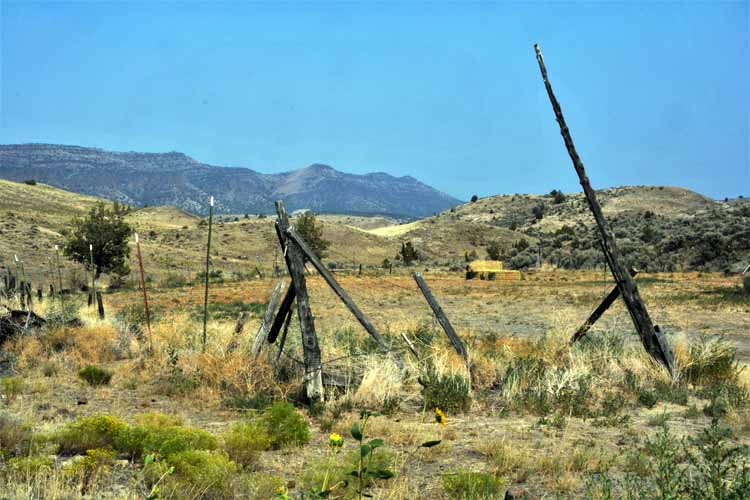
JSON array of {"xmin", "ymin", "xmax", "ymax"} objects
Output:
[{"xmin": 2, "ymin": 270, "xmax": 748, "ymax": 499}]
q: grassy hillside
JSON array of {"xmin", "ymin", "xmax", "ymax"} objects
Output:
[{"xmin": 441, "ymin": 186, "xmax": 748, "ymax": 272}]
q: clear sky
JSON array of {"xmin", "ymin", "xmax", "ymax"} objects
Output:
[{"xmin": 1, "ymin": 1, "xmax": 747, "ymax": 201}]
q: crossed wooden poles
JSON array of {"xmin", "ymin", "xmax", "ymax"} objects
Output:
[
  {"xmin": 534, "ymin": 43, "xmax": 675, "ymax": 375},
  {"xmin": 244, "ymin": 200, "xmax": 471, "ymax": 402}
]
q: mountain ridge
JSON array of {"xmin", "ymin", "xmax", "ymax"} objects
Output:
[{"xmin": 0, "ymin": 143, "xmax": 461, "ymax": 217}]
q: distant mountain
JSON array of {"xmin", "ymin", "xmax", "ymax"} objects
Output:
[{"xmin": 0, "ymin": 144, "xmax": 461, "ymax": 217}]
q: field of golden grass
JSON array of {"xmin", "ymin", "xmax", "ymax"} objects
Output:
[{"xmin": 1, "ymin": 270, "xmax": 748, "ymax": 499}]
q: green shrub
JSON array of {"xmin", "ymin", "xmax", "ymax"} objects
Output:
[
  {"xmin": 55, "ymin": 414, "xmax": 127, "ymax": 455},
  {"xmin": 420, "ymin": 370, "xmax": 472, "ymax": 413},
  {"xmin": 78, "ymin": 365, "xmax": 113, "ymax": 386},
  {"xmin": 0, "ymin": 411, "xmax": 33, "ymax": 458},
  {"xmin": 1, "ymin": 376, "xmax": 24, "ymax": 403},
  {"xmin": 222, "ymin": 421, "xmax": 271, "ymax": 468},
  {"xmin": 442, "ymin": 471, "xmax": 505, "ymax": 499},
  {"xmin": 259, "ymin": 401, "xmax": 310, "ymax": 449},
  {"xmin": 116, "ymin": 422, "xmax": 218, "ymax": 460},
  {"xmin": 3, "ymin": 454, "xmax": 55, "ymax": 475},
  {"xmin": 145, "ymin": 449, "xmax": 237, "ymax": 500}
]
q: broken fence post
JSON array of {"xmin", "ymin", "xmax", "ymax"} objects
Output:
[
  {"xmin": 534, "ymin": 43, "xmax": 675, "ymax": 376},
  {"xmin": 412, "ymin": 272, "xmax": 470, "ymax": 369},
  {"xmin": 570, "ymin": 267, "xmax": 639, "ymax": 344},
  {"xmin": 275, "ymin": 200, "xmax": 324, "ymax": 402},
  {"xmin": 274, "ymin": 306, "xmax": 294, "ymax": 366},
  {"xmin": 251, "ymin": 280, "xmax": 286, "ymax": 356}
]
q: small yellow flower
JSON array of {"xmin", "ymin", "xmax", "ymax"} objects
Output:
[
  {"xmin": 329, "ymin": 432, "xmax": 343, "ymax": 448},
  {"xmin": 435, "ymin": 407, "xmax": 447, "ymax": 426}
]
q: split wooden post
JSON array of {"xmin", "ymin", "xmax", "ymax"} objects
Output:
[
  {"xmin": 134, "ymin": 234, "xmax": 153, "ymax": 351},
  {"xmin": 251, "ymin": 280, "xmax": 286, "ymax": 355},
  {"xmin": 267, "ymin": 283, "xmax": 296, "ymax": 344},
  {"xmin": 274, "ymin": 306, "xmax": 294, "ymax": 365},
  {"xmin": 202, "ymin": 196, "xmax": 215, "ymax": 353},
  {"xmin": 275, "ymin": 201, "xmax": 324, "ymax": 402},
  {"xmin": 412, "ymin": 272, "xmax": 470, "ymax": 368},
  {"xmin": 534, "ymin": 43, "xmax": 675, "ymax": 375},
  {"xmin": 570, "ymin": 267, "xmax": 639, "ymax": 344},
  {"xmin": 285, "ymin": 227, "xmax": 388, "ymax": 349}
]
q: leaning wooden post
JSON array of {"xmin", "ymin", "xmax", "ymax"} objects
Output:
[
  {"xmin": 570, "ymin": 267, "xmax": 639, "ymax": 344},
  {"xmin": 534, "ymin": 43, "xmax": 674, "ymax": 375},
  {"xmin": 54, "ymin": 245, "xmax": 65, "ymax": 316},
  {"xmin": 202, "ymin": 196, "xmax": 214, "ymax": 353},
  {"xmin": 251, "ymin": 280, "xmax": 286, "ymax": 356},
  {"xmin": 275, "ymin": 200, "xmax": 324, "ymax": 402},
  {"xmin": 134, "ymin": 233, "xmax": 153, "ymax": 351},
  {"xmin": 412, "ymin": 272, "xmax": 470, "ymax": 369}
]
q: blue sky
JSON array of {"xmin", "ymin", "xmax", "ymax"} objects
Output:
[{"xmin": 1, "ymin": 1, "xmax": 747, "ymax": 200}]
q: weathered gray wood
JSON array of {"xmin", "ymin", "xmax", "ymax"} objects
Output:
[
  {"xmin": 570, "ymin": 268, "xmax": 639, "ymax": 344},
  {"xmin": 251, "ymin": 280, "xmax": 286, "ymax": 356},
  {"xmin": 534, "ymin": 44, "xmax": 675, "ymax": 375},
  {"xmin": 412, "ymin": 272, "xmax": 469, "ymax": 366},
  {"xmin": 267, "ymin": 283, "xmax": 295, "ymax": 344},
  {"xmin": 275, "ymin": 201, "xmax": 324, "ymax": 402},
  {"xmin": 285, "ymin": 227, "xmax": 388, "ymax": 349}
]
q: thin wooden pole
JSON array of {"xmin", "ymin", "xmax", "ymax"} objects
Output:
[
  {"xmin": 54, "ymin": 245, "xmax": 65, "ymax": 316},
  {"xmin": 202, "ymin": 196, "xmax": 214, "ymax": 352},
  {"xmin": 89, "ymin": 244, "xmax": 97, "ymax": 310},
  {"xmin": 412, "ymin": 272, "xmax": 470, "ymax": 368},
  {"xmin": 533, "ymin": 43, "xmax": 674, "ymax": 375},
  {"xmin": 570, "ymin": 267, "xmax": 639, "ymax": 344},
  {"xmin": 135, "ymin": 234, "xmax": 153, "ymax": 351}
]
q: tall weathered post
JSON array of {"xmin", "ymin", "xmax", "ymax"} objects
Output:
[
  {"xmin": 202, "ymin": 196, "xmax": 214, "ymax": 353},
  {"xmin": 533, "ymin": 43, "xmax": 674, "ymax": 375},
  {"xmin": 135, "ymin": 233, "xmax": 153, "ymax": 351}
]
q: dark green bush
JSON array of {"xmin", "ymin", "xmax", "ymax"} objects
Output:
[{"xmin": 78, "ymin": 365, "xmax": 113, "ymax": 386}]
